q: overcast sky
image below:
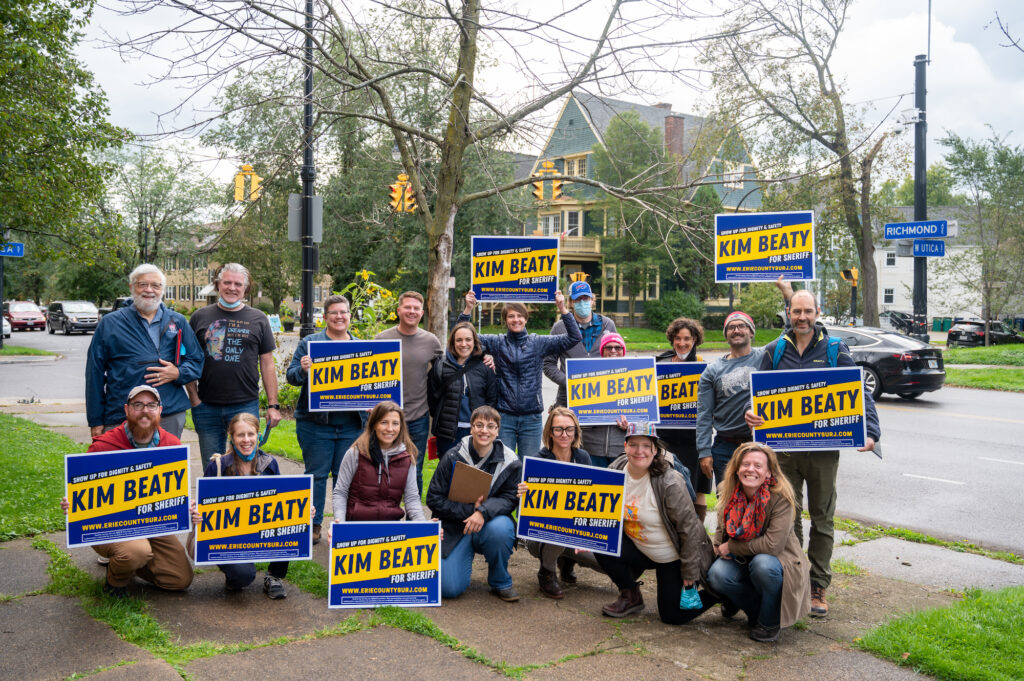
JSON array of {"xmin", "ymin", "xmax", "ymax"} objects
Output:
[{"xmin": 78, "ymin": 0, "xmax": 1024, "ymax": 182}]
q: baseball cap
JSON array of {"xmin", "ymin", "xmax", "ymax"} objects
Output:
[{"xmin": 569, "ymin": 281, "xmax": 594, "ymax": 300}]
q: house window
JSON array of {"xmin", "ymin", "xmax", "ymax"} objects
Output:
[
  {"xmin": 602, "ymin": 264, "xmax": 617, "ymax": 300},
  {"xmin": 722, "ymin": 161, "xmax": 744, "ymax": 189},
  {"xmin": 167, "ymin": 286, "xmax": 176, "ymax": 300},
  {"xmin": 194, "ymin": 286, "xmax": 203, "ymax": 300},
  {"xmin": 566, "ymin": 211, "xmax": 581, "ymax": 236},
  {"xmin": 539, "ymin": 213, "xmax": 561, "ymax": 236},
  {"xmin": 883, "ymin": 288, "xmax": 894, "ymax": 304},
  {"xmin": 575, "ymin": 156, "xmax": 586, "ymax": 177},
  {"xmin": 885, "ymin": 251, "xmax": 896, "ymax": 267},
  {"xmin": 564, "ymin": 159, "xmax": 575, "ymax": 176},
  {"xmin": 314, "ymin": 286, "xmax": 323, "ymax": 302},
  {"xmin": 618, "ymin": 267, "xmax": 660, "ymax": 301}
]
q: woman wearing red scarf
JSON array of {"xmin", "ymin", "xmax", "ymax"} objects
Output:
[{"xmin": 708, "ymin": 443, "xmax": 810, "ymax": 642}]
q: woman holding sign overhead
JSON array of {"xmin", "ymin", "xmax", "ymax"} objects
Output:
[
  {"xmin": 457, "ymin": 289, "xmax": 581, "ymax": 460},
  {"xmin": 595, "ymin": 422, "xmax": 717, "ymax": 623},
  {"xmin": 287, "ymin": 294, "xmax": 364, "ymax": 546}
]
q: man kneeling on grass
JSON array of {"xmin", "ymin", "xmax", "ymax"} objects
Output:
[{"xmin": 426, "ymin": 406, "xmax": 522, "ymax": 602}]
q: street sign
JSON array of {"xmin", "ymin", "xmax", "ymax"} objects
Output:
[
  {"xmin": 287, "ymin": 194, "xmax": 323, "ymax": 243},
  {"xmin": 883, "ymin": 220, "xmax": 949, "ymax": 240},
  {"xmin": 1, "ymin": 242, "xmax": 25, "ymax": 257},
  {"xmin": 913, "ymin": 239, "xmax": 945, "ymax": 257}
]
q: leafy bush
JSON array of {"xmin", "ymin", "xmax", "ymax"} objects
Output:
[
  {"xmin": 338, "ymin": 270, "xmax": 399, "ymax": 338},
  {"xmin": 644, "ymin": 290, "xmax": 705, "ymax": 331},
  {"xmin": 256, "ymin": 301, "xmax": 274, "ymax": 315}
]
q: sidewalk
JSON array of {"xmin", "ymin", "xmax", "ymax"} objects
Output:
[{"xmin": 3, "ymin": 401, "xmax": 1022, "ymax": 681}]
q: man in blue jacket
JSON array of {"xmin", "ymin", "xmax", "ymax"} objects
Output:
[
  {"xmin": 86, "ymin": 264, "xmax": 203, "ymax": 438},
  {"xmin": 745, "ymin": 290, "xmax": 880, "ymax": 618}
]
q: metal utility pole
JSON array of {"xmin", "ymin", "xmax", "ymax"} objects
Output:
[
  {"xmin": 299, "ymin": 0, "xmax": 318, "ymax": 338},
  {"xmin": 912, "ymin": 54, "xmax": 929, "ymax": 342}
]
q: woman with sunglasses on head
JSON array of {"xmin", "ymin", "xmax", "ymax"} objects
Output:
[{"xmin": 517, "ymin": 407, "xmax": 603, "ymax": 599}]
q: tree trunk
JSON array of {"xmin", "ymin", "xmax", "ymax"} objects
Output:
[{"xmin": 837, "ymin": 149, "xmax": 878, "ymax": 326}]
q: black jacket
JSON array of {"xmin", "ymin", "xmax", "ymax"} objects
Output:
[
  {"xmin": 427, "ymin": 353, "xmax": 498, "ymax": 440},
  {"xmin": 534, "ymin": 446, "xmax": 592, "ymax": 466},
  {"xmin": 426, "ymin": 438, "xmax": 521, "ymax": 557}
]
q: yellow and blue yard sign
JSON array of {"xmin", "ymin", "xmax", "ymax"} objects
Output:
[
  {"xmin": 566, "ymin": 357, "xmax": 659, "ymax": 426},
  {"xmin": 715, "ymin": 211, "xmax": 815, "ymax": 282},
  {"xmin": 471, "ymin": 235, "xmax": 559, "ymax": 302},
  {"xmin": 308, "ymin": 340, "xmax": 402, "ymax": 411}
]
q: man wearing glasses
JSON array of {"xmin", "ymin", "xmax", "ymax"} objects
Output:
[
  {"xmin": 62, "ymin": 385, "xmax": 194, "ymax": 597},
  {"xmin": 87, "ymin": 264, "xmax": 203, "ymax": 439}
]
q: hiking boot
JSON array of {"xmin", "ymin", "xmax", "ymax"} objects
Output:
[
  {"xmin": 312, "ymin": 523, "xmax": 322, "ymax": 545},
  {"xmin": 721, "ymin": 600, "xmax": 739, "ymax": 619},
  {"xmin": 490, "ymin": 586, "xmax": 520, "ymax": 602},
  {"xmin": 749, "ymin": 622, "xmax": 781, "ymax": 643},
  {"xmin": 810, "ymin": 583, "xmax": 828, "ymax": 617},
  {"xmin": 557, "ymin": 556, "xmax": 578, "ymax": 584},
  {"xmin": 102, "ymin": 580, "xmax": 129, "ymax": 599},
  {"xmin": 538, "ymin": 568, "xmax": 564, "ymax": 599},
  {"xmin": 264, "ymin": 575, "xmax": 287, "ymax": 600},
  {"xmin": 602, "ymin": 584, "xmax": 644, "ymax": 618}
]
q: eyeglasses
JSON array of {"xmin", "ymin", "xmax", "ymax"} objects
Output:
[
  {"xmin": 134, "ymin": 282, "xmax": 164, "ymax": 291},
  {"xmin": 603, "ymin": 346, "xmax": 624, "ymax": 355},
  {"xmin": 326, "ymin": 310, "xmax": 350, "ymax": 317},
  {"xmin": 128, "ymin": 401, "xmax": 161, "ymax": 412},
  {"xmin": 471, "ymin": 422, "xmax": 499, "ymax": 432},
  {"xmin": 552, "ymin": 426, "xmax": 577, "ymax": 436},
  {"xmin": 725, "ymin": 323, "xmax": 749, "ymax": 333}
]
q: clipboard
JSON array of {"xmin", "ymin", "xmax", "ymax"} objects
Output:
[{"xmin": 448, "ymin": 461, "xmax": 492, "ymax": 504}]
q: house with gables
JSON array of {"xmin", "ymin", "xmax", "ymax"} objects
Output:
[{"xmin": 526, "ymin": 92, "xmax": 762, "ymax": 323}]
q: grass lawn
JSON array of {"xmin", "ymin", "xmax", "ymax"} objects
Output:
[
  {"xmin": 0, "ymin": 344, "xmax": 56, "ymax": 356},
  {"xmin": 944, "ymin": 367, "xmax": 1024, "ymax": 392},
  {"xmin": 859, "ymin": 586, "xmax": 1024, "ymax": 681},
  {"xmin": 0, "ymin": 414, "xmax": 81, "ymax": 540},
  {"xmin": 944, "ymin": 345, "xmax": 1024, "ymax": 366}
]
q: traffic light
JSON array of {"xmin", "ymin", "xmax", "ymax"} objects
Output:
[
  {"xmin": 840, "ymin": 267, "xmax": 859, "ymax": 286},
  {"xmin": 249, "ymin": 172, "xmax": 262, "ymax": 200},
  {"xmin": 234, "ymin": 164, "xmax": 261, "ymax": 201},
  {"xmin": 234, "ymin": 172, "xmax": 245, "ymax": 201},
  {"xmin": 389, "ymin": 182, "xmax": 403, "ymax": 211},
  {"xmin": 551, "ymin": 179, "xmax": 563, "ymax": 201},
  {"xmin": 404, "ymin": 185, "xmax": 417, "ymax": 213},
  {"xmin": 532, "ymin": 180, "xmax": 544, "ymax": 201}
]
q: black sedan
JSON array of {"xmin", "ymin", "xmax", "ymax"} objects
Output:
[
  {"xmin": 827, "ymin": 326, "xmax": 945, "ymax": 400},
  {"xmin": 946, "ymin": 320, "xmax": 1024, "ymax": 348}
]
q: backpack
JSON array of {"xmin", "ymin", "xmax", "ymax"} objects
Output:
[{"xmin": 771, "ymin": 334, "xmax": 842, "ymax": 369}]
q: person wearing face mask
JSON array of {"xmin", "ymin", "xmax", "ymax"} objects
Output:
[
  {"xmin": 657, "ymin": 318, "xmax": 711, "ymax": 521},
  {"xmin": 458, "ymin": 289, "xmax": 581, "ymax": 460},
  {"xmin": 428, "ymin": 322, "xmax": 499, "ymax": 458},
  {"xmin": 189, "ymin": 263, "xmax": 281, "ymax": 469},
  {"xmin": 543, "ymin": 279, "xmax": 618, "ymax": 408},
  {"xmin": 190, "ymin": 412, "xmax": 312, "ymax": 599}
]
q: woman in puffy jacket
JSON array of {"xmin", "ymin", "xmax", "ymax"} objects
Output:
[
  {"xmin": 427, "ymin": 322, "xmax": 498, "ymax": 458},
  {"xmin": 457, "ymin": 289, "xmax": 580, "ymax": 460}
]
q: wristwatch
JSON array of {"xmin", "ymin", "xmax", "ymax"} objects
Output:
[{"xmin": 267, "ymin": 404, "xmax": 281, "ymax": 410}]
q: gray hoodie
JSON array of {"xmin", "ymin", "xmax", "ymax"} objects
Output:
[{"xmin": 695, "ymin": 348, "xmax": 764, "ymax": 459}]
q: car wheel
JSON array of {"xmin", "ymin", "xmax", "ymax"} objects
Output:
[
  {"xmin": 898, "ymin": 392, "xmax": 920, "ymax": 400},
  {"xmin": 63, "ymin": 322, "xmax": 71, "ymax": 336},
  {"xmin": 862, "ymin": 365, "xmax": 883, "ymax": 400},
  {"xmin": 48, "ymin": 323, "xmax": 55, "ymax": 334}
]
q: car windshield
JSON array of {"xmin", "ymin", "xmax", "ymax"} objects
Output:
[
  {"xmin": 64, "ymin": 302, "xmax": 97, "ymax": 313},
  {"xmin": 875, "ymin": 331, "xmax": 928, "ymax": 349},
  {"xmin": 11, "ymin": 303, "xmax": 39, "ymax": 312}
]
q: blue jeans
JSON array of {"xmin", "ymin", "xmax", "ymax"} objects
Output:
[
  {"xmin": 406, "ymin": 414, "xmax": 430, "ymax": 496},
  {"xmin": 711, "ymin": 437, "xmax": 744, "ymax": 488},
  {"xmin": 296, "ymin": 417, "xmax": 362, "ymax": 526},
  {"xmin": 707, "ymin": 553, "xmax": 784, "ymax": 628},
  {"xmin": 498, "ymin": 412, "xmax": 542, "ymax": 460},
  {"xmin": 219, "ymin": 560, "xmax": 288, "ymax": 589},
  {"xmin": 436, "ymin": 427, "xmax": 470, "ymax": 464},
  {"xmin": 192, "ymin": 400, "xmax": 260, "ymax": 469},
  {"xmin": 440, "ymin": 514, "xmax": 515, "ymax": 598}
]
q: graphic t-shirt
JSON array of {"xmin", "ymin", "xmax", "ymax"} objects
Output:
[
  {"xmin": 623, "ymin": 472, "xmax": 679, "ymax": 564},
  {"xmin": 190, "ymin": 304, "xmax": 276, "ymax": 404}
]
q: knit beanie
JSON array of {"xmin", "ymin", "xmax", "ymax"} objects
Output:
[
  {"xmin": 599, "ymin": 332, "xmax": 626, "ymax": 355},
  {"xmin": 723, "ymin": 311, "xmax": 756, "ymax": 334}
]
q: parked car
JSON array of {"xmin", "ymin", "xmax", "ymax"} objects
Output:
[
  {"xmin": 827, "ymin": 326, "xmax": 945, "ymax": 400},
  {"xmin": 47, "ymin": 300, "xmax": 100, "ymax": 335},
  {"xmin": 946, "ymin": 320, "xmax": 1024, "ymax": 348},
  {"xmin": 3, "ymin": 301, "xmax": 47, "ymax": 331},
  {"xmin": 98, "ymin": 297, "xmax": 133, "ymax": 317},
  {"xmin": 3, "ymin": 317, "xmax": 10, "ymax": 338}
]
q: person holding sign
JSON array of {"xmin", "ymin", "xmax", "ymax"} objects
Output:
[
  {"xmin": 331, "ymin": 401, "xmax": 426, "ymax": 523},
  {"xmin": 427, "ymin": 322, "xmax": 498, "ymax": 459},
  {"xmin": 62, "ymin": 385, "xmax": 194, "ymax": 598},
  {"xmin": 190, "ymin": 412, "xmax": 309, "ymax": 599},
  {"xmin": 287, "ymin": 294, "xmax": 365, "ymax": 545},
  {"xmin": 657, "ymin": 318, "xmax": 711, "ymax": 521},
  {"xmin": 744, "ymin": 290, "xmax": 880, "ymax": 618},
  {"xmin": 595, "ymin": 423, "xmax": 716, "ymax": 622},
  {"xmin": 458, "ymin": 289, "xmax": 581, "ymax": 460},
  {"xmin": 577, "ymin": 332, "xmax": 630, "ymax": 468},
  {"xmin": 707, "ymin": 443, "xmax": 810, "ymax": 643},
  {"xmin": 426, "ymin": 406, "xmax": 522, "ymax": 602},
  {"xmin": 518, "ymin": 407, "xmax": 603, "ymax": 599}
]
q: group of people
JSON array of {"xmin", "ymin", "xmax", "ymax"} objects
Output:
[{"xmin": 77, "ymin": 262, "xmax": 880, "ymax": 642}]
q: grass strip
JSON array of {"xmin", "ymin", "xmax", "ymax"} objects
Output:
[
  {"xmin": 944, "ymin": 367, "xmax": 1024, "ymax": 392},
  {"xmin": 1, "ymin": 414, "xmax": 82, "ymax": 541},
  {"xmin": 833, "ymin": 517, "xmax": 1023, "ymax": 564},
  {"xmin": 0, "ymin": 344, "xmax": 57, "ymax": 356},
  {"xmin": 944, "ymin": 345, "xmax": 1024, "ymax": 366},
  {"xmin": 858, "ymin": 586, "xmax": 1024, "ymax": 681}
]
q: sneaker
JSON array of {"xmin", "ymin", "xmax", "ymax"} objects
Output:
[
  {"xmin": 96, "ymin": 555, "xmax": 110, "ymax": 565},
  {"xmin": 264, "ymin": 575, "xmax": 287, "ymax": 600},
  {"xmin": 749, "ymin": 623, "xmax": 781, "ymax": 643},
  {"xmin": 538, "ymin": 568, "xmax": 564, "ymax": 600},
  {"xmin": 102, "ymin": 580, "xmax": 129, "ymax": 599},
  {"xmin": 601, "ymin": 584, "xmax": 644, "ymax": 618},
  {"xmin": 489, "ymin": 586, "xmax": 520, "ymax": 602},
  {"xmin": 810, "ymin": 583, "xmax": 828, "ymax": 617},
  {"xmin": 312, "ymin": 523, "xmax": 322, "ymax": 545},
  {"xmin": 721, "ymin": 601, "xmax": 739, "ymax": 619},
  {"xmin": 557, "ymin": 556, "xmax": 578, "ymax": 585}
]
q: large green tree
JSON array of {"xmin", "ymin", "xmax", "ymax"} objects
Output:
[{"xmin": 0, "ymin": 0, "xmax": 127, "ymax": 259}]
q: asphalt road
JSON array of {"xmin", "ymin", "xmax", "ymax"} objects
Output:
[{"xmin": 5, "ymin": 329, "xmax": 1023, "ymax": 552}]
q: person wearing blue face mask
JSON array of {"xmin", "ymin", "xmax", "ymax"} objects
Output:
[
  {"xmin": 543, "ymin": 277, "xmax": 617, "ymax": 408},
  {"xmin": 188, "ymin": 263, "xmax": 282, "ymax": 469}
]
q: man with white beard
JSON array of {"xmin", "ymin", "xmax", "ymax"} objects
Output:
[{"xmin": 87, "ymin": 264, "xmax": 204, "ymax": 438}]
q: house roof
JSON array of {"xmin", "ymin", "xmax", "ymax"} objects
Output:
[{"xmin": 572, "ymin": 92, "xmax": 705, "ymax": 146}]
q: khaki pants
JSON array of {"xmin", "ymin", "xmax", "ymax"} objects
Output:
[
  {"xmin": 777, "ymin": 450, "xmax": 839, "ymax": 589},
  {"xmin": 93, "ymin": 535, "xmax": 193, "ymax": 590}
]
